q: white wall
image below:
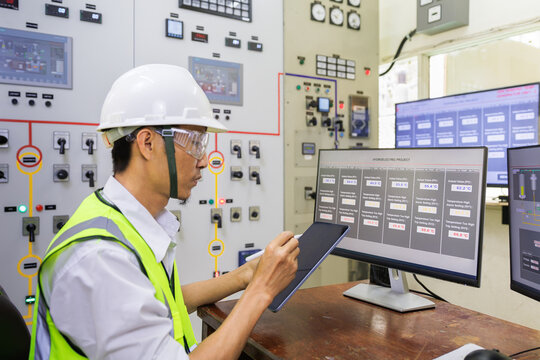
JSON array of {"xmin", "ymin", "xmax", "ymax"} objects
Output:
[
  {"xmin": 379, "ymin": 0, "xmax": 540, "ymax": 331},
  {"xmin": 380, "ymin": 0, "xmax": 540, "ymax": 61}
]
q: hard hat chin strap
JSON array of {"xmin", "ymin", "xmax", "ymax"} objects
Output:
[{"xmin": 161, "ymin": 126, "xmax": 178, "ymax": 199}]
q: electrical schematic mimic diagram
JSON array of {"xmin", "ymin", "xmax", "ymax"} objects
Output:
[{"xmin": 511, "ymin": 167, "xmax": 540, "ymax": 286}]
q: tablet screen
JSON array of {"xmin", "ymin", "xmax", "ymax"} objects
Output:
[{"xmin": 268, "ymin": 222, "xmax": 350, "ymax": 312}]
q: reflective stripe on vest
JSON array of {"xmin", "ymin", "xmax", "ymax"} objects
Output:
[{"xmin": 29, "ymin": 191, "xmax": 197, "ymax": 359}]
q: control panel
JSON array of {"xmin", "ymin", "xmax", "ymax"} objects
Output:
[
  {"xmin": 283, "ymin": 0, "xmax": 379, "ymax": 285},
  {"xmin": 0, "ymin": 1, "xmax": 132, "ymax": 328}
]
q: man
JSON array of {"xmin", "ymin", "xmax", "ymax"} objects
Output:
[{"xmin": 29, "ymin": 64, "xmax": 299, "ymax": 359}]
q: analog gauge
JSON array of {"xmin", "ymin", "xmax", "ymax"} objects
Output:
[
  {"xmin": 347, "ymin": 11, "xmax": 361, "ymax": 30},
  {"xmin": 329, "ymin": 7, "xmax": 344, "ymax": 26},
  {"xmin": 348, "ymin": 0, "xmax": 361, "ymax": 7},
  {"xmin": 311, "ymin": 2, "xmax": 326, "ymax": 22}
]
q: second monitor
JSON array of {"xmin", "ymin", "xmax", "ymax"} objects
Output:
[{"xmin": 315, "ymin": 147, "xmax": 487, "ymax": 311}]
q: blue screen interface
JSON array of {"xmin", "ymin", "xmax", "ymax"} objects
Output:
[
  {"xmin": 0, "ymin": 27, "xmax": 72, "ymax": 89},
  {"xmin": 395, "ymin": 84, "xmax": 539, "ymax": 186}
]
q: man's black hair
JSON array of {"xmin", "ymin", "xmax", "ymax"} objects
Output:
[{"xmin": 111, "ymin": 135, "xmax": 131, "ymax": 174}]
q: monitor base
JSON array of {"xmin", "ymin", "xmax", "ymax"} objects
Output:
[{"xmin": 343, "ymin": 270, "xmax": 435, "ymax": 313}]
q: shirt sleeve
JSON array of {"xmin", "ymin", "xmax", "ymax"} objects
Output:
[{"xmin": 45, "ymin": 241, "xmax": 190, "ymax": 360}]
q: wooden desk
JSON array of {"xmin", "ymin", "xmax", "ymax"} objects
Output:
[{"xmin": 198, "ymin": 282, "xmax": 540, "ymax": 360}]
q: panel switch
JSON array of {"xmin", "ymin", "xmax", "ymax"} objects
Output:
[
  {"xmin": 230, "ymin": 207, "xmax": 242, "ymax": 222},
  {"xmin": 82, "ymin": 164, "xmax": 97, "ymax": 188},
  {"xmin": 211, "ymin": 208, "xmax": 223, "ymax": 228},
  {"xmin": 249, "ymin": 206, "xmax": 260, "ymax": 221},
  {"xmin": 53, "ymin": 215, "xmax": 69, "ymax": 234},
  {"xmin": 0, "ymin": 164, "xmax": 8, "ymax": 183},
  {"xmin": 231, "ymin": 140, "xmax": 242, "ymax": 159},
  {"xmin": 53, "ymin": 131, "xmax": 70, "ymax": 155},
  {"xmin": 82, "ymin": 133, "xmax": 97, "ymax": 155},
  {"xmin": 23, "ymin": 217, "xmax": 40, "ymax": 243}
]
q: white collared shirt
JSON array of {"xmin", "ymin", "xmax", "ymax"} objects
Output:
[{"xmin": 40, "ymin": 176, "xmax": 190, "ymax": 360}]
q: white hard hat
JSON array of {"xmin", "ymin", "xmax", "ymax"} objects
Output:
[{"xmin": 98, "ymin": 64, "xmax": 227, "ymax": 147}]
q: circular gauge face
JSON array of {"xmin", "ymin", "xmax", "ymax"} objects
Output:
[
  {"xmin": 330, "ymin": 7, "xmax": 344, "ymax": 26},
  {"xmin": 348, "ymin": 0, "xmax": 361, "ymax": 7},
  {"xmin": 348, "ymin": 12, "xmax": 361, "ymax": 29},
  {"xmin": 311, "ymin": 3, "xmax": 326, "ymax": 22}
]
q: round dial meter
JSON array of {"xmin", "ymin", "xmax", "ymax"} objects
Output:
[
  {"xmin": 311, "ymin": 3, "xmax": 326, "ymax": 22},
  {"xmin": 330, "ymin": 7, "xmax": 344, "ymax": 26},
  {"xmin": 348, "ymin": 0, "xmax": 361, "ymax": 7},
  {"xmin": 347, "ymin": 11, "xmax": 361, "ymax": 30}
]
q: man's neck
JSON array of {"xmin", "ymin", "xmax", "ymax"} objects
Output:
[{"xmin": 113, "ymin": 171, "xmax": 168, "ymax": 218}]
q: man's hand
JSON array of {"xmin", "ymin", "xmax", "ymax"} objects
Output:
[{"xmin": 246, "ymin": 231, "xmax": 300, "ymax": 305}]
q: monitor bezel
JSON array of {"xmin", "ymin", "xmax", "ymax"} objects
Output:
[
  {"xmin": 507, "ymin": 144, "xmax": 540, "ymax": 301},
  {"xmin": 315, "ymin": 147, "xmax": 488, "ymax": 287},
  {"xmin": 394, "ymin": 82, "xmax": 540, "ymax": 188}
]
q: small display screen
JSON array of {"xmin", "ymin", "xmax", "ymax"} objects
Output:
[
  {"xmin": 80, "ymin": 10, "xmax": 102, "ymax": 24},
  {"xmin": 302, "ymin": 142, "xmax": 316, "ymax": 155},
  {"xmin": 247, "ymin": 41, "xmax": 263, "ymax": 52},
  {"xmin": 318, "ymin": 97, "xmax": 330, "ymax": 113},
  {"xmin": 166, "ymin": 18, "xmax": 183, "ymax": 39},
  {"xmin": 225, "ymin": 37, "xmax": 241, "ymax": 48},
  {"xmin": 45, "ymin": 4, "xmax": 69, "ymax": 18},
  {"xmin": 0, "ymin": 27, "xmax": 72, "ymax": 89},
  {"xmin": 0, "ymin": 0, "xmax": 18, "ymax": 10},
  {"xmin": 189, "ymin": 56, "xmax": 243, "ymax": 106}
]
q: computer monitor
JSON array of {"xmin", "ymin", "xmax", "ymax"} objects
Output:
[
  {"xmin": 507, "ymin": 145, "xmax": 540, "ymax": 302},
  {"xmin": 315, "ymin": 147, "xmax": 487, "ymax": 312},
  {"xmin": 0, "ymin": 27, "xmax": 72, "ymax": 89},
  {"xmin": 395, "ymin": 83, "xmax": 540, "ymax": 186}
]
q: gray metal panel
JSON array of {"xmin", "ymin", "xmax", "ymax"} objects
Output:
[{"xmin": 417, "ymin": 0, "xmax": 469, "ymax": 35}]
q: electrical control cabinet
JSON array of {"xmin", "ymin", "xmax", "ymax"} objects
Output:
[
  {"xmin": 134, "ymin": 0, "xmax": 283, "ymax": 337},
  {"xmin": 283, "ymin": 0, "xmax": 379, "ymax": 287},
  {"xmin": 0, "ymin": 1, "xmax": 132, "ymax": 328}
]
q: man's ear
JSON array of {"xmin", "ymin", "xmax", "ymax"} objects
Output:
[{"xmin": 135, "ymin": 128, "xmax": 158, "ymax": 161}]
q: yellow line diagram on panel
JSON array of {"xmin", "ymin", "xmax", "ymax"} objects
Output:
[
  {"xmin": 207, "ymin": 151, "xmax": 225, "ymax": 275},
  {"xmin": 16, "ymin": 159, "xmax": 43, "ymax": 325}
]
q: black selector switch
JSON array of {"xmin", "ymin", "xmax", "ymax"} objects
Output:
[
  {"xmin": 232, "ymin": 170, "xmax": 243, "ymax": 179},
  {"xmin": 86, "ymin": 138, "xmax": 94, "ymax": 155},
  {"xmin": 213, "ymin": 213, "xmax": 222, "ymax": 228},
  {"xmin": 233, "ymin": 144, "xmax": 242, "ymax": 159},
  {"xmin": 56, "ymin": 169, "xmax": 69, "ymax": 180},
  {"xmin": 45, "ymin": 101, "xmax": 52, "ymax": 108},
  {"xmin": 335, "ymin": 119, "xmax": 345, "ymax": 132},
  {"xmin": 11, "ymin": 98, "xmax": 18, "ymax": 105},
  {"xmin": 28, "ymin": 99, "xmax": 35, "ymax": 106},
  {"xmin": 251, "ymin": 170, "xmax": 261, "ymax": 185},
  {"xmin": 232, "ymin": 212, "xmax": 240, "ymax": 220},
  {"xmin": 308, "ymin": 117, "xmax": 317, "ymax": 126},
  {"xmin": 26, "ymin": 223, "xmax": 36, "ymax": 243},
  {"xmin": 56, "ymin": 221, "xmax": 65, "ymax": 230},
  {"xmin": 57, "ymin": 138, "xmax": 67, "ymax": 154},
  {"xmin": 251, "ymin": 209, "xmax": 258, "ymax": 218},
  {"xmin": 0, "ymin": 135, "xmax": 7, "ymax": 145},
  {"xmin": 85, "ymin": 170, "xmax": 95, "ymax": 187},
  {"xmin": 251, "ymin": 145, "xmax": 260, "ymax": 159},
  {"xmin": 0, "ymin": 171, "xmax": 5, "ymax": 179},
  {"xmin": 322, "ymin": 117, "xmax": 332, "ymax": 127}
]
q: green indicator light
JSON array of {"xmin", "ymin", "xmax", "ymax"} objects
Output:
[
  {"xmin": 209, "ymin": 199, "xmax": 214, "ymax": 205},
  {"xmin": 316, "ymin": 88, "xmax": 320, "ymax": 92},
  {"xmin": 296, "ymin": 85, "xmax": 301, "ymax": 90},
  {"xmin": 18, "ymin": 205, "xmax": 28, "ymax": 213},
  {"xmin": 25, "ymin": 295, "xmax": 36, "ymax": 305}
]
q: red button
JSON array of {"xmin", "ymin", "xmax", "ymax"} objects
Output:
[{"xmin": 36, "ymin": 204, "xmax": 43, "ymax": 212}]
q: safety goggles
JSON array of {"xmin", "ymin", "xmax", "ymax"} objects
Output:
[{"xmin": 155, "ymin": 128, "xmax": 210, "ymax": 160}]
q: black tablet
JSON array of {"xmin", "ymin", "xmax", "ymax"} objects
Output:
[{"xmin": 268, "ymin": 222, "xmax": 350, "ymax": 312}]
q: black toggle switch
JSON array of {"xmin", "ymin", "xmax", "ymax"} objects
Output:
[
  {"xmin": 308, "ymin": 117, "xmax": 317, "ymax": 126},
  {"xmin": 251, "ymin": 210, "xmax": 259, "ymax": 218},
  {"xmin": 322, "ymin": 117, "xmax": 332, "ymax": 127},
  {"xmin": 56, "ymin": 221, "xmax": 65, "ymax": 230},
  {"xmin": 26, "ymin": 223, "xmax": 36, "ymax": 243},
  {"xmin": 335, "ymin": 119, "xmax": 345, "ymax": 132},
  {"xmin": 0, "ymin": 135, "xmax": 7, "ymax": 145},
  {"xmin": 232, "ymin": 170, "xmax": 243, "ymax": 179},
  {"xmin": 213, "ymin": 213, "xmax": 222, "ymax": 228},
  {"xmin": 57, "ymin": 138, "xmax": 66, "ymax": 155},
  {"xmin": 233, "ymin": 144, "xmax": 242, "ymax": 159},
  {"xmin": 56, "ymin": 169, "xmax": 69, "ymax": 180},
  {"xmin": 309, "ymin": 192, "xmax": 316, "ymax": 200},
  {"xmin": 0, "ymin": 171, "xmax": 4, "ymax": 179},
  {"xmin": 85, "ymin": 170, "xmax": 95, "ymax": 188},
  {"xmin": 86, "ymin": 138, "xmax": 94, "ymax": 155},
  {"xmin": 232, "ymin": 212, "xmax": 240, "ymax": 220},
  {"xmin": 251, "ymin": 171, "xmax": 261, "ymax": 185},
  {"xmin": 251, "ymin": 145, "xmax": 260, "ymax": 159},
  {"xmin": 307, "ymin": 100, "xmax": 317, "ymax": 109}
]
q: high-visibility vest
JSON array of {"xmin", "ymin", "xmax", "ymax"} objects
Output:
[{"xmin": 29, "ymin": 190, "xmax": 197, "ymax": 359}]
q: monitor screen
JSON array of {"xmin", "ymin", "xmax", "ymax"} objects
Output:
[
  {"xmin": 188, "ymin": 56, "xmax": 243, "ymax": 106},
  {"xmin": 507, "ymin": 145, "xmax": 540, "ymax": 301},
  {"xmin": 395, "ymin": 83, "xmax": 540, "ymax": 186},
  {"xmin": 315, "ymin": 147, "xmax": 487, "ymax": 287},
  {"xmin": 0, "ymin": 27, "xmax": 72, "ymax": 89}
]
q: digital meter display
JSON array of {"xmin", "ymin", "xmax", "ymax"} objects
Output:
[
  {"xmin": 318, "ymin": 97, "xmax": 330, "ymax": 113},
  {"xmin": 166, "ymin": 19, "xmax": 183, "ymax": 39},
  {"xmin": 189, "ymin": 57, "xmax": 243, "ymax": 106}
]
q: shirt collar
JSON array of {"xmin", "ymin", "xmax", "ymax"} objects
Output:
[{"xmin": 102, "ymin": 176, "xmax": 179, "ymax": 262}]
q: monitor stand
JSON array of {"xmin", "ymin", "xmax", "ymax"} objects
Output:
[{"xmin": 343, "ymin": 268, "xmax": 435, "ymax": 312}]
